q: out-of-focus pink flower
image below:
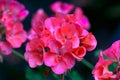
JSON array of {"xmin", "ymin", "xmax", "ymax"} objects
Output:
[
  {"xmin": 24, "ymin": 38, "xmax": 44, "ymax": 68},
  {"xmin": 6, "ymin": 22, "xmax": 27, "ymax": 48},
  {"xmin": 103, "ymin": 40, "xmax": 120, "ymax": 61},
  {"xmin": 44, "ymin": 39, "xmax": 75, "ymax": 74},
  {"xmin": 92, "ymin": 51, "xmax": 113, "ymax": 80},
  {"xmin": 0, "ymin": 41, "xmax": 12, "ymax": 55},
  {"xmin": 74, "ymin": 7, "xmax": 91, "ymax": 30},
  {"xmin": 31, "ymin": 9, "xmax": 47, "ymax": 35},
  {"xmin": 0, "ymin": 0, "xmax": 29, "ymax": 24},
  {"xmin": 80, "ymin": 33, "xmax": 97, "ymax": 51},
  {"xmin": 50, "ymin": 1, "xmax": 74, "ymax": 14}
]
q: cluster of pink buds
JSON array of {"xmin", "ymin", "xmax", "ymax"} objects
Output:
[
  {"xmin": 24, "ymin": 1, "xmax": 97, "ymax": 74},
  {"xmin": 92, "ymin": 40, "xmax": 120, "ymax": 80},
  {"xmin": 0, "ymin": 0, "xmax": 28, "ymax": 55}
]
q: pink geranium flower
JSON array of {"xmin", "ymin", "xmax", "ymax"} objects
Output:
[
  {"xmin": 50, "ymin": 1, "xmax": 74, "ymax": 14},
  {"xmin": 0, "ymin": 0, "xmax": 28, "ymax": 55},
  {"xmin": 93, "ymin": 40, "xmax": 120, "ymax": 80},
  {"xmin": 6, "ymin": 22, "xmax": 27, "ymax": 48},
  {"xmin": 24, "ymin": 1, "xmax": 97, "ymax": 75},
  {"xmin": 92, "ymin": 51, "xmax": 113, "ymax": 80},
  {"xmin": 0, "ymin": 0, "xmax": 29, "ymax": 24},
  {"xmin": 24, "ymin": 38, "xmax": 44, "ymax": 68},
  {"xmin": 44, "ymin": 39, "xmax": 75, "ymax": 74}
]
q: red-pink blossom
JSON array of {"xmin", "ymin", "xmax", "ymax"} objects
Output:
[
  {"xmin": 6, "ymin": 22, "xmax": 27, "ymax": 48},
  {"xmin": 50, "ymin": 1, "xmax": 74, "ymax": 14},
  {"xmin": 24, "ymin": 1, "xmax": 97, "ymax": 75},
  {"xmin": 44, "ymin": 39, "xmax": 75, "ymax": 74},
  {"xmin": 92, "ymin": 51, "xmax": 113, "ymax": 80},
  {"xmin": 93, "ymin": 40, "xmax": 120, "ymax": 80}
]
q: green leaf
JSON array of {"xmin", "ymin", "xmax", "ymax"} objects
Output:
[
  {"xmin": 67, "ymin": 70, "xmax": 84, "ymax": 80},
  {"xmin": 26, "ymin": 67, "xmax": 43, "ymax": 80},
  {"xmin": 0, "ymin": 54, "xmax": 3, "ymax": 62},
  {"xmin": 25, "ymin": 65, "xmax": 49, "ymax": 80},
  {"xmin": 108, "ymin": 62, "xmax": 117, "ymax": 72},
  {"xmin": 94, "ymin": 49, "xmax": 100, "ymax": 58}
]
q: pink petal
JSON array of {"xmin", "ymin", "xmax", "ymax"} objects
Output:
[
  {"xmin": 32, "ymin": 9, "xmax": 47, "ymax": 34},
  {"xmin": 71, "ymin": 35, "xmax": 80, "ymax": 48},
  {"xmin": 50, "ymin": 1, "xmax": 74, "ymax": 14},
  {"xmin": 48, "ymin": 39, "xmax": 62, "ymax": 53},
  {"xmin": 79, "ymin": 16, "xmax": 91, "ymax": 30},
  {"xmin": 44, "ymin": 17, "xmax": 61, "ymax": 33},
  {"xmin": 74, "ymin": 7, "xmax": 90, "ymax": 30},
  {"xmin": 61, "ymin": 41, "xmax": 72, "ymax": 53},
  {"xmin": 92, "ymin": 51, "xmax": 113, "ymax": 80},
  {"xmin": 81, "ymin": 32, "xmax": 97, "ymax": 51},
  {"xmin": 63, "ymin": 53, "xmax": 75, "ymax": 69},
  {"xmin": 51, "ymin": 58, "xmax": 67, "ymax": 74},
  {"xmin": 25, "ymin": 51, "xmax": 43, "ymax": 68},
  {"xmin": 72, "ymin": 46, "xmax": 86, "ymax": 61},
  {"xmin": 103, "ymin": 40, "xmax": 120, "ymax": 60},
  {"xmin": 74, "ymin": 7, "xmax": 83, "ymax": 19},
  {"xmin": 0, "ymin": 42, "xmax": 12, "ymax": 55},
  {"xmin": 7, "ymin": 30, "xmax": 27, "ymax": 48},
  {"xmin": 27, "ymin": 29, "xmax": 39, "ymax": 40},
  {"xmin": 43, "ymin": 52, "xmax": 57, "ymax": 67},
  {"xmin": 17, "ymin": 10, "xmax": 29, "ymax": 20}
]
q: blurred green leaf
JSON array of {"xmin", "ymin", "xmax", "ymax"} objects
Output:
[
  {"xmin": 25, "ymin": 65, "xmax": 50, "ymax": 80},
  {"xmin": 26, "ymin": 67, "xmax": 44, "ymax": 80},
  {"xmin": 67, "ymin": 70, "xmax": 84, "ymax": 80},
  {"xmin": 108, "ymin": 62, "xmax": 117, "ymax": 72},
  {"xmin": 94, "ymin": 49, "xmax": 100, "ymax": 57}
]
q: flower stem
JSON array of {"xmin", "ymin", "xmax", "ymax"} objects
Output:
[
  {"xmin": 12, "ymin": 50, "xmax": 24, "ymax": 60},
  {"xmin": 60, "ymin": 74, "xmax": 64, "ymax": 80},
  {"xmin": 81, "ymin": 59, "xmax": 94, "ymax": 70}
]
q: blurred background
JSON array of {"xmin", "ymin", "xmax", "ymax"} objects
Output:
[{"xmin": 0, "ymin": 0, "xmax": 120, "ymax": 80}]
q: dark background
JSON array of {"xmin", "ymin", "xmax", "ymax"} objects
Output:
[{"xmin": 0, "ymin": 0, "xmax": 120, "ymax": 80}]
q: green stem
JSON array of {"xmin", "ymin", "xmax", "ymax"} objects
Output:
[
  {"xmin": 12, "ymin": 50, "xmax": 24, "ymax": 60},
  {"xmin": 60, "ymin": 74, "xmax": 64, "ymax": 80},
  {"xmin": 81, "ymin": 59, "xmax": 94, "ymax": 70}
]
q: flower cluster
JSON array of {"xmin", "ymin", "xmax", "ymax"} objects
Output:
[
  {"xmin": 0, "ymin": 0, "xmax": 28, "ymax": 55},
  {"xmin": 24, "ymin": 1, "xmax": 97, "ymax": 74},
  {"xmin": 92, "ymin": 40, "xmax": 120, "ymax": 80}
]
